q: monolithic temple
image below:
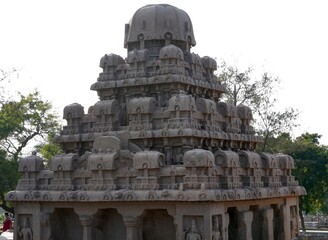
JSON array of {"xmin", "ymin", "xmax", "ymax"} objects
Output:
[{"xmin": 7, "ymin": 4, "xmax": 305, "ymax": 240}]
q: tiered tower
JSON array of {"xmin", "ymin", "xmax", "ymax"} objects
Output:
[{"xmin": 7, "ymin": 4, "xmax": 305, "ymax": 240}]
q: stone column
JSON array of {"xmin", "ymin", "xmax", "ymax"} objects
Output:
[
  {"xmin": 123, "ymin": 216, "xmax": 139, "ymax": 240},
  {"xmin": 282, "ymin": 204, "xmax": 289, "ymax": 240},
  {"xmin": 222, "ymin": 213, "xmax": 229, "ymax": 240},
  {"xmin": 79, "ymin": 215, "xmax": 93, "ymax": 240},
  {"xmin": 40, "ymin": 211, "xmax": 53, "ymax": 240},
  {"xmin": 238, "ymin": 211, "xmax": 253, "ymax": 240},
  {"xmin": 262, "ymin": 208, "xmax": 274, "ymax": 240},
  {"xmin": 117, "ymin": 205, "xmax": 144, "ymax": 240}
]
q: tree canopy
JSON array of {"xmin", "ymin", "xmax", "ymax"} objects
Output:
[
  {"xmin": 217, "ymin": 62, "xmax": 299, "ymax": 152},
  {"xmin": 216, "ymin": 62, "xmax": 328, "ymax": 215},
  {"xmin": 0, "ymin": 90, "xmax": 60, "ymax": 161},
  {"xmin": 266, "ymin": 132, "xmax": 328, "ymax": 214},
  {"xmin": 0, "ymin": 70, "xmax": 61, "ymax": 212}
]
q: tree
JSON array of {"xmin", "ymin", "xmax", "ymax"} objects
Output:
[
  {"xmin": 35, "ymin": 130, "xmax": 62, "ymax": 162},
  {"xmin": 263, "ymin": 132, "xmax": 294, "ymax": 154},
  {"xmin": 217, "ymin": 62, "xmax": 299, "ymax": 151},
  {"xmin": 0, "ymin": 90, "xmax": 60, "ymax": 161},
  {"xmin": 292, "ymin": 133, "xmax": 328, "ymax": 214},
  {"xmin": 264, "ymin": 132, "xmax": 328, "ymax": 231},
  {"xmin": 0, "ymin": 150, "xmax": 19, "ymax": 213},
  {"xmin": 0, "ymin": 68, "xmax": 18, "ymax": 103},
  {"xmin": 0, "ymin": 72, "xmax": 61, "ymax": 212},
  {"xmin": 256, "ymin": 106, "xmax": 299, "ymax": 152},
  {"xmin": 266, "ymin": 132, "xmax": 328, "ymax": 214}
]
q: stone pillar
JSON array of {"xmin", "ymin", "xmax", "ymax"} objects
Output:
[
  {"xmin": 282, "ymin": 204, "xmax": 289, "ymax": 240},
  {"xmin": 222, "ymin": 213, "xmax": 229, "ymax": 240},
  {"xmin": 40, "ymin": 211, "xmax": 53, "ymax": 240},
  {"xmin": 262, "ymin": 208, "xmax": 274, "ymax": 240},
  {"xmin": 79, "ymin": 215, "xmax": 93, "ymax": 240},
  {"xmin": 203, "ymin": 214, "xmax": 211, "ymax": 240},
  {"xmin": 174, "ymin": 214, "xmax": 184, "ymax": 240},
  {"xmin": 238, "ymin": 211, "xmax": 253, "ymax": 240},
  {"xmin": 123, "ymin": 216, "xmax": 139, "ymax": 240}
]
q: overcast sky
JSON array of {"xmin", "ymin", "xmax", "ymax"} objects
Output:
[{"xmin": 1, "ymin": 0, "xmax": 328, "ymax": 144}]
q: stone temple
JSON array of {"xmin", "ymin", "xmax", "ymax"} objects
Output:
[{"xmin": 7, "ymin": 4, "xmax": 305, "ymax": 240}]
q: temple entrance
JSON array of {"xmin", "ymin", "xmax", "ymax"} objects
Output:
[
  {"xmin": 49, "ymin": 208, "xmax": 83, "ymax": 240},
  {"xmin": 93, "ymin": 208, "xmax": 126, "ymax": 240},
  {"xmin": 141, "ymin": 209, "xmax": 175, "ymax": 240},
  {"xmin": 227, "ymin": 207, "xmax": 239, "ymax": 240}
]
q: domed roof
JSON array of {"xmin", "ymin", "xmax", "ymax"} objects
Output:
[
  {"xmin": 159, "ymin": 44, "xmax": 184, "ymax": 60},
  {"xmin": 100, "ymin": 54, "xmax": 125, "ymax": 68},
  {"xmin": 168, "ymin": 92, "xmax": 196, "ymax": 112},
  {"xmin": 63, "ymin": 103, "xmax": 84, "ymax": 119},
  {"xmin": 93, "ymin": 100, "xmax": 119, "ymax": 115},
  {"xmin": 124, "ymin": 4, "xmax": 196, "ymax": 48}
]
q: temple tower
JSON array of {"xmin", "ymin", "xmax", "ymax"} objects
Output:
[{"xmin": 7, "ymin": 4, "xmax": 305, "ymax": 240}]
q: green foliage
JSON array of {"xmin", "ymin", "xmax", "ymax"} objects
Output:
[
  {"xmin": 0, "ymin": 150, "xmax": 19, "ymax": 212},
  {"xmin": 217, "ymin": 61, "xmax": 299, "ymax": 152},
  {"xmin": 291, "ymin": 134, "xmax": 328, "ymax": 214},
  {"xmin": 35, "ymin": 131, "xmax": 62, "ymax": 161},
  {"xmin": 264, "ymin": 132, "xmax": 294, "ymax": 154},
  {"xmin": 257, "ymin": 107, "xmax": 299, "ymax": 152},
  {"xmin": 0, "ymin": 72, "xmax": 61, "ymax": 212},
  {"xmin": 0, "ymin": 90, "xmax": 60, "ymax": 161},
  {"xmin": 267, "ymin": 132, "xmax": 328, "ymax": 214}
]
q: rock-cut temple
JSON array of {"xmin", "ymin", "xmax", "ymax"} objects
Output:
[{"xmin": 7, "ymin": 4, "xmax": 305, "ymax": 240}]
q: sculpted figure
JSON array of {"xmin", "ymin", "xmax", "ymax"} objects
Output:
[
  {"xmin": 212, "ymin": 216, "xmax": 222, "ymax": 240},
  {"xmin": 18, "ymin": 218, "xmax": 33, "ymax": 240},
  {"xmin": 186, "ymin": 219, "xmax": 202, "ymax": 240}
]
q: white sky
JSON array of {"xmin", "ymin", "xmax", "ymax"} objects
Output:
[{"xmin": 1, "ymin": 0, "xmax": 328, "ymax": 144}]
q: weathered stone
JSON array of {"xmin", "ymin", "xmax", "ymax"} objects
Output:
[{"xmin": 7, "ymin": 4, "xmax": 305, "ymax": 240}]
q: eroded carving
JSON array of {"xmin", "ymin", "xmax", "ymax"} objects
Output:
[{"xmin": 6, "ymin": 4, "xmax": 305, "ymax": 240}]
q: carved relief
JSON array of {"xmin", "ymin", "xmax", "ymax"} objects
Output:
[
  {"xmin": 18, "ymin": 216, "xmax": 33, "ymax": 240},
  {"xmin": 5, "ymin": 4, "xmax": 305, "ymax": 240},
  {"xmin": 184, "ymin": 218, "xmax": 202, "ymax": 240},
  {"xmin": 212, "ymin": 215, "xmax": 222, "ymax": 240}
]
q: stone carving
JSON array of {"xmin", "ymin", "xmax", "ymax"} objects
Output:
[
  {"xmin": 16, "ymin": 151, "xmax": 44, "ymax": 190},
  {"xmin": 185, "ymin": 219, "xmax": 202, "ymax": 240},
  {"xmin": 212, "ymin": 215, "xmax": 222, "ymax": 240},
  {"xmin": 6, "ymin": 3, "xmax": 305, "ymax": 240},
  {"xmin": 18, "ymin": 217, "xmax": 33, "ymax": 240}
]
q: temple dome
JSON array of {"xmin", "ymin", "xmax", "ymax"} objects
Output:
[
  {"xmin": 124, "ymin": 4, "xmax": 196, "ymax": 53},
  {"xmin": 63, "ymin": 103, "xmax": 84, "ymax": 119},
  {"xmin": 159, "ymin": 44, "xmax": 184, "ymax": 60}
]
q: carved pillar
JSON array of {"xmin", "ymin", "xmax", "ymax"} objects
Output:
[
  {"xmin": 222, "ymin": 213, "xmax": 229, "ymax": 240},
  {"xmin": 262, "ymin": 208, "xmax": 274, "ymax": 240},
  {"xmin": 238, "ymin": 211, "xmax": 253, "ymax": 240},
  {"xmin": 79, "ymin": 215, "xmax": 93, "ymax": 240},
  {"xmin": 123, "ymin": 216, "xmax": 139, "ymax": 240}
]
